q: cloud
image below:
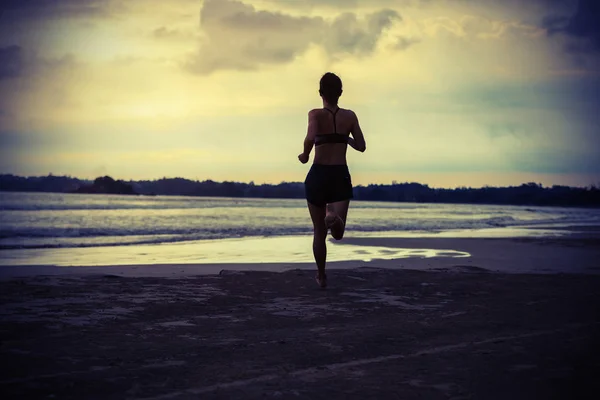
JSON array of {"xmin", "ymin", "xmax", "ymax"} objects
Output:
[
  {"xmin": 485, "ymin": 123, "xmax": 526, "ymax": 140},
  {"xmin": 0, "ymin": 46, "xmax": 24, "ymax": 80},
  {"xmin": 0, "ymin": 46, "xmax": 76, "ymax": 80},
  {"xmin": 420, "ymin": 14, "xmax": 544, "ymax": 40},
  {"xmin": 153, "ymin": 26, "xmax": 176, "ymax": 38},
  {"xmin": 0, "ymin": 0, "xmax": 116, "ymax": 19},
  {"xmin": 259, "ymin": 0, "xmax": 428, "ymax": 11},
  {"xmin": 261, "ymin": 0, "xmax": 361, "ymax": 9},
  {"xmin": 0, "ymin": 0, "xmax": 124, "ymax": 19},
  {"xmin": 324, "ymin": 10, "xmax": 400, "ymax": 54},
  {"xmin": 185, "ymin": 0, "xmax": 402, "ymax": 74},
  {"xmin": 0, "ymin": 46, "xmax": 79, "ymax": 128},
  {"xmin": 393, "ymin": 36, "xmax": 420, "ymax": 50},
  {"xmin": 152, "ymin": 26, "xmax": 184, "ymax": 39},
  {"xmin": 543, "ymin": 0, "xmax": 600, "ymax": 53}
]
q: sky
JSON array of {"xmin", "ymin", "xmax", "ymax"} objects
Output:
[{"xmin": 0, "ymin": 0, "xmax": 599, "ymax": 188}]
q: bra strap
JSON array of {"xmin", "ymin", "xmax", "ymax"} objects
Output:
[{"xmin": 323, "ymin": 107, "xmax": 339, "ymax": 133}]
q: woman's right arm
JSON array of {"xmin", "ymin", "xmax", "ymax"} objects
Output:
[
  {"xmin": 348, "ymin": 111, "xmax": 366, "ymax": 152},
  {"xmin": 298, "ymin": 109, "xmax": 318, "ymax": 164}
]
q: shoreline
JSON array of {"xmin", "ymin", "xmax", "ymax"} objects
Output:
[{"xmin": 1, "ymin": 232, "xmax": 599, "ymax": 279}]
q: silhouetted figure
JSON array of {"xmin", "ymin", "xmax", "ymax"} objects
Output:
[{"xmin": 298, "ymin": 72, "xmax": 367, "ymax": 288}]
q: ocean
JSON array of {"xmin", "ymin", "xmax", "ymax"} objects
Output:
[
  {"xmin": 1, "ymin": 192, "xmax": 598, "ymax": 267},
  {"xmin": 2, "ymin": 191, "xmax": 599, "ymax": 249}
]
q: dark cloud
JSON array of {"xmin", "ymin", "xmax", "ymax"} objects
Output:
[
  {"xmin": 510, "ymin": 146, "xmax": 600, "ymax": 174},
  {"xmin": 393, "ymin": 36, "xmax": 420, "ymax": 50},
  {"xmin": 0, "ymin": 46, "xmax": 24, "ymax": 80},
  {"xmin": 186, "ymin": 0, "xmax": 403, "ymax": 74},
  {"xmin": 260, "ymin": 0, "xmax": 423, "ymax": 10},
  {"xmin": 185, "ymin": 0, "xmax": 322, "ymax": 73},
  {"xmin": 263, "ymin": 0, "xmax": 361, "ymax": 8},
  {"xmin": 543, "ymin": 0, "xmax": 600, "ymax": 53},
  {"xmin": 542, "ymin": 15, "xmax": 570, "ymax": 34},
  {"xmin": 0, "ymin": 45, "xmax": 76, "ymax": 82},
  {"xmin": 486, "ymin": 123, "xmax": 525, "ymax": 139},
  {"xmin": 0, "ymin": 0, "xmax": 114, "ymax": 19},
  {"xmin": 152, "ymin": 26, "xmax": 182, "ymax": 39},
  {"xmin": 214, "ymin": 3, "xmax": 320, "ymax": 31},
  {"xmin": 0, "ymin": 130, "xmax": 30, "ymax": 150},
  {"xmin": 324, "ymin": 10, "xmax": 400, "ymax": 54}
]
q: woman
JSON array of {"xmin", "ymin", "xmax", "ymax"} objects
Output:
[{"xmin": 298, "ymin": 72, "xmax": 367, "ymax": 288}]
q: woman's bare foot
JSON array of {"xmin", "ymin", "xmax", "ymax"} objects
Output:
[
  {"xmin": 325, "ymin": 213, "xmax": 344, "ymax": 240},
  {"xmin": 316, "ymin": 272, "xmax": 327, "ymax": 288}
]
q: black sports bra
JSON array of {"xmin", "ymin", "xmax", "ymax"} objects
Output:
[{"xmin": 314, "ymin": 107, "xmax": 349, "ymax": 146}]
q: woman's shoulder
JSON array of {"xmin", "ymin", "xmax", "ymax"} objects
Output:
[
  {"xmin": 308, "ymin": 108, "xmax": 323, "ymax": 117},
  {"xmin": 308, "ymin": 107, "xmax": 357, "ymax": 118},
  {"xmin": 339, "ymin": 108, "xmax": 357, "ymax": 118}
]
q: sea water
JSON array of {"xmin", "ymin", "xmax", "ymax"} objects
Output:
[{"xmin": 0, "ymin": 192, "xmax": 598, "ymax": 266}]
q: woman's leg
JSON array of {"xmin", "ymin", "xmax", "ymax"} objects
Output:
[
  {"xmin": 326, "ymin": 200, "xmax": 350, "ymax": 240},
  {"xmin": 307, "ymin": 201, "xmax": 328, "ymax": 280}
]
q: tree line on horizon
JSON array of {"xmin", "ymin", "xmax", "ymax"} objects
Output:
[{"xmin": 0, "ymin": 173, "xmax": 599, "ymax": 207}]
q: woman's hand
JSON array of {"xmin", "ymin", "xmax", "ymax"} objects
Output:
[
  {"xmin": 298, "ymin": 152, "xmax": 309, "ymax": 164},
  {"xmin": 347, "ymin": 137, "xmax": 358, "ymax": 150},
  {"xmin": 347, "ymin": 135, "xmax": 365, "ymax": 153}
]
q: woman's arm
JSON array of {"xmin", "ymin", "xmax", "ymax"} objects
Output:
[
  {"xmin": 298, "ymin": 110, "xmax": 318, "ymax": 163},
  {"xmin": 347, "ymin": 137, "xmax": 359, "ymax": 151},
  {"xmin": 349, "ymin": 111, "xmax": 366, "ymax": 152}
]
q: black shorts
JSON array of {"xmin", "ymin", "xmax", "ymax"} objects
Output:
[{"xmin": 304, "ymin": 164, "xmax": 354, "ymax": 206}]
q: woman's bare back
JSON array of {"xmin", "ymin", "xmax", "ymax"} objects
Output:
[{"xmin": 312, "ymin": 107, "xmax": 364, "ymax": 165}]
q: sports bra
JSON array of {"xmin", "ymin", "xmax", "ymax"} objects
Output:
[{"xmin": 314, "ymin": 107, "xmax": 349, "ymax": 146}]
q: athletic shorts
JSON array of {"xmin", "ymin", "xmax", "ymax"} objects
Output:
[{"xmin": 304, "ymin": 164, "xmax": 354, "ymax": 206}]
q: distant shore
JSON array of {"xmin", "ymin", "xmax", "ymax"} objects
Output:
[{"xmin": 1, "ymin": 174, "xmax": 599, "ymax": 207}]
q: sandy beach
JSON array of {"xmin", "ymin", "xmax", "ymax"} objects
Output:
[{"xmin": 1, "ymin": 233, "xmax": 600, "ymax": 399}]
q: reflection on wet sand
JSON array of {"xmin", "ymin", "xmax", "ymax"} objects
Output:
[{"xmin": 0, "ymin": 235, "xmax": 470, "ymax": 267}]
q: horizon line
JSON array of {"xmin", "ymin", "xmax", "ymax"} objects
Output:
[{"xmin": 1, "ymin": 172, "xmax": 598, "ymax": 191}]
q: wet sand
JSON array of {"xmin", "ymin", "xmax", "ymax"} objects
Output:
[{"xmin": 1, "ymin": 236, "xmax": 600, "ymax": 399}]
